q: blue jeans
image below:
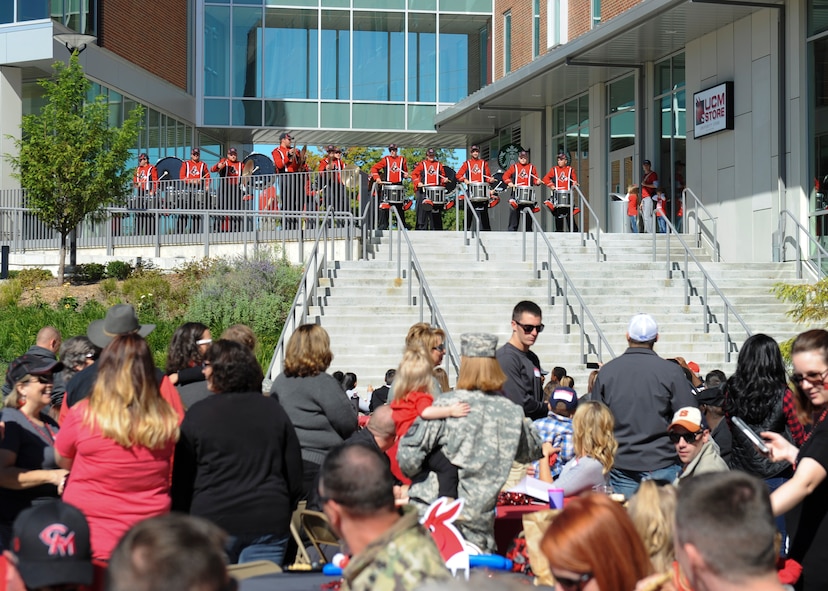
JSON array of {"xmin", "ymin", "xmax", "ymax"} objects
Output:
[
  {"xmin": 656, "ymin": 216, "xmax": 667, "ymax": 233},
  {"xmin": 225, "ymin": 533, "xmax": 290, "ymax": 565},
  {"xmin": 609, "ymin": 464, "xmax": 682, "ymax": 500},
  {"xmin": 765, "ymin": 476, "xmax": 789, "ymax": 555},
  {"xmin": 629, "ymin": 215, "xmax": 638, "ymax": 233}
]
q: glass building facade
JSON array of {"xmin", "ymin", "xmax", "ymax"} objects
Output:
[
  {"xmin": 200, "ymin": 0, "xmax": 492, "ymax": 131},
  {"xmin": 1, "ymin": 0, "xmax": 97, "ymax": 34}
]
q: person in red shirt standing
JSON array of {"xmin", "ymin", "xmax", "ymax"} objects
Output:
[
  {"xmin": 370, "ymin": 144, "xmax": 409, "ymax": 230},
  {"xmin": 271, "ymin": 132, "xmax": 307, "ymax": 230},
  {"xmin": 179, "ymin": 148, "xmax": 210, "ymax": 234},
  {"xmin": 318, "ymin": 145, "xmax": 347, "ymax": 223},
  {"xmin": 639, "ymin": 159, "xmax": 658, "ymax": 233},
  {"xmin": 456, "ymin": 145, "xmax": 496, "ymax": 231},
  {"xmin": 411, "ymin": 148, "xmax": 448, "ymax": 231},
  {"xmin": 503, "ymin": 150, "xmax": 541, "ymax": 231},
  {"xmin": 211, "ymin": 147, "xmax": 244, "ymax": 231},
  {"xmin": 542, "ymin": 151, "xmax": 579, "ymax": 232},
  {"xmin": 132, "ymin": 153, "xmax": 158, "ymax": 236}
]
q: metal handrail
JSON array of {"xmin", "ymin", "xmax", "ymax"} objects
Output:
[
  {"xmin": 460, "ymin": 195, "xmax": 486, "ymax": 262},
  {"xmin": 779, "ymin": 209, "xmax": 828, "ymax": 280},
  {"xmin": 263, "ymin": 208, "xmax": 337, "ymax": 390},
  {"xmin": 654, "ymin": 204, "xmax": 751, "ymax": 362},
  {"xmin": 520, "ymin": 209, "xmax": 616, "ymax": 364},
  {"xmin": 683, "ymin": 187, "xmax": 720, "ymax": 262},
  {"xmin": 571, "ymin": 185, "xmax": 604, "ymax": 262},
  {"xmin": 384, "ymin": 206, "xmax": 461, "ymax": 379}
]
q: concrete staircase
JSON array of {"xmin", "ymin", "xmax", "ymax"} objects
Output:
[{"xmin": 311, "ymin": 230, "xmax": 809, "ymax": 398}]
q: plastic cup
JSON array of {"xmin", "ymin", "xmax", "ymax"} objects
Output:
[{"xmin": 548, "ymin": 488, "xmax": 565, "ymax": 509}]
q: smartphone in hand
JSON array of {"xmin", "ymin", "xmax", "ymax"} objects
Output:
[{"xmin": 732, "ymin": 416, "xmax": 770, "ymax": 456}]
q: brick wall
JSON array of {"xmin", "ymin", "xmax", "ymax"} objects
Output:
[
  {"xmin": 494, "ymin": 0, "xmax": 547, "ymax": 80},
  {"xmin": 99, "ymin": 0, "xmax": 188, "ymax": 92}
]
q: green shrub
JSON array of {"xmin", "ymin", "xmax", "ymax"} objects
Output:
[
  {"xmin": 0, "ymin": 279, "xmax": 23, "ymax": 307},
  {"xmin": 106, "ymin": 260, "xmax": 133, "ymax": 281},
  {"xmin": 57, "ymin": 295, "xmax": 79, "ymax": 311},
  {"xmin": 72, "ymin": 263, "xmax": 106, "ymax": 283},
  {"xmin": 16, "ymin": 268, "xmax": 52, "ymax": 289},
  {"xmin": 99, "ymin": 278, "xmax": 118, "ymax": 299},
  {"xmin": 121, "ymin": 268, "xmax": 171, "ymax": 313},
  {"xmin": 187, "ymin": 250, "xmax": 302, "ymax": 367}
]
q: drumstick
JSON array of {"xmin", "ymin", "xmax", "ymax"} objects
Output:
[{"xmin": 158, "ymin": 170, "xmax": 169, "ymax": 180}]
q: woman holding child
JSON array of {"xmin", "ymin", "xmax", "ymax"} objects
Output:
[{"xmin": 397, "ymin": 333, "xmax": 543, "ymax": 552}]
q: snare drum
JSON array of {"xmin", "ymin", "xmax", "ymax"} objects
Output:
[
  {"xmin": 424, "ymin": 186, "xmax": 447, "ymax": 206},
  {"xmin": 468, "ymin": 182, "xmax": 489, "ymax": 203},
  {"xmin": 555, "ymin": 189, "xmax": 572, "ymax": 207},
  {"xmin": 382, "ymin": 184, "xmax": 405, "ymax": 204},
  {"xmin": 514, "ymin": 186, "xmax": 536, "ymax": 206}
]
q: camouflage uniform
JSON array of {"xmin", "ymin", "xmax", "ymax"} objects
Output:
[
  {"xmin": 397, "ymin": 389, "xmax": 543, "ymax": 552},
  {"xmin": 342, "ymin": 505, "xmax": 449, "ymax": 591}
]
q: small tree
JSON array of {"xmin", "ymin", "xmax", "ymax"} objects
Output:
[{"xmin": 7, "ymin": 53, "xmax": 142, "ymax": 283}]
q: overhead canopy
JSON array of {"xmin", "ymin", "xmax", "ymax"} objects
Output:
[{"xmin": 435, "ymin": 0, "xmax": 783, "ymax": 139}]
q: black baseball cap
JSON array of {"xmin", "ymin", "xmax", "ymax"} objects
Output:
[
  {"xmin": 7, "ymin": 354, "xmax": 62, "ymax": 385},
  {"xmin": 12, "ymin": 501, "xmax": 94, "ymax": 589},
  {"xmin": 191, "ymin": 148, "xmax": 200, "ymax": 155},
  {"xmin": 138, "ymin": 153, "xmax": 148, "ymax": 161},
  {"xmin": 643, "ymin": 159, "xmax": 652, "ymax": 166},
  {"xmin": 470, "ymin": 145, "xmax": 480, "ymax": 152},
  {"xmin": 426, "ymin": 148, "xmax": 436, "ymax": 156},
  {"xmin": 389, "ymin": 144, "xmax": 398, "ymax": 150},
  {"xmin": 279, "ymin": 132, "xmax": 293, "ymax": 140},
  {"xmin": 518, "ymin": 150, "xmax": 528, "ymax": 158}
]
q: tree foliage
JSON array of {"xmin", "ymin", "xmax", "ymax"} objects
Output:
[{"xmin": 7, "ymin": 53, "xmax": 142, "ymax": 282}]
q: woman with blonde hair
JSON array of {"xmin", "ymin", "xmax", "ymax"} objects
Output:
[
  {"xmin": 55, "ymin": 333, "xmax": 181, "ymax": 561},
  {"xmin": 628, "ymin": 480, "xmax": 677, "ymax": 573},
  {"xmin": 270, "ymin": 324, "xmax": 357, "ymax": 497},
  {"xmin": 542, "ymin": 493, "xmax": 652, "ymax": 591},
  {"xmin": 538, "ymin": 400, "xmax": 618, "ymax": 496}
]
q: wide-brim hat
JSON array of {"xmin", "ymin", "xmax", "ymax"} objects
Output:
[{"xmin": 87, "ymin": 304, "xmax": 154, "ymax": 348}]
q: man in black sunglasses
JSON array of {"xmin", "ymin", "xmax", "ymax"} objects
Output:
[
  {"xmin": 496, "ymin": 300, "xmax": 548, "ymax": 420},
  {"xmin": 668, "ymin": 406, "xmax": 728, "ymax": 485}
]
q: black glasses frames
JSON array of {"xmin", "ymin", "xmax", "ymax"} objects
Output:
[
  {"xmin": 515, "ymin": 321, "xmax": 545, "ymax": 334},
  {"xmin": 668, "ymin": 431, "xmax": 703, "ymax": 444}
]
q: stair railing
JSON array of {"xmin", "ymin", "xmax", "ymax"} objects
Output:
[
  {"xmin": 778, "ymin": 209, "xmax": 828, "ymax": 280},
  {"xmin": 653, "ymin": 205, "xmax": 751, "ymax": 362},
  {"xmin": 461, "ymin": 197, "xmax": 487, "ymax": 262},
  {"xmin": 572, "ymin": 185, "xmax": 604, "ymax": 262},
  {"xmin": 383, "ymin": 207, "xmax": 461, "ymax": 379},
  {"xmin": 682, "ymin": 187, "xmax": 720, "ymax": 262},
  {"xmin": 520, "ymin": 209, "xmax": 616, "ymax": 364},
  {"xmin": 263, "ymin": 209, "xmax": 337, "ymax": 390}
]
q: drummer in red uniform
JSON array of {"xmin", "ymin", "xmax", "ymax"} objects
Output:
[
  {"xmin": 132, "ymin": 153, "xmax": 158, "ymax": 235},
  {"xmin": 370, "ymin": 144, "xmax": 409, "ymax": 230},
  {"xmin": 211, "ymin": 147, "xmax": 244, "ymax": 230},
  {"xmin": 412, "ymin": 148, "xmax": 449, "ymax": 231},
  {"xmin": 456, "ymin": 145, "xmax": 496, "ymax": 231},
  {"xmin": 503, "ymin": 150, "xmax": 541, "ymax": 231},
  {"xmin": 542, "ymin": 151, "xmax": 579, "ymax": 232},
  {"xmin": 318, "ymin": 145, "xmax": 347, "ymax": 221},
  {"xmin": 271, "ymin": 132, "xmax": 307, "ymax": 229},
  {"xmin": 179, "ymin": 148, "xmax": 211, "ymax": 233}
]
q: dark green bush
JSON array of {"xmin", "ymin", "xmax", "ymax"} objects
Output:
[
  {"xmin": 72, "ymin": 263, "xmax": 106, "ymax": 283},
  {"xmin": 16, "ymin": 268, "xmax": 52, "ymax": 289},
  {"xmin": 106, "ymin": 260, "xmax": 133, "ymax": 280}
]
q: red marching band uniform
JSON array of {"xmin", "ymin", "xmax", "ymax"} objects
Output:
[
  {"xmin": 370, "ymin": 155, "xmax": 409, "ymax": 210},
  {"xmin": 503, "ymin": 161, "xmax": 540, "ymax": 209},
  {"xmin": 134, "ymin": 162, "xmax": 158, "ymax": 195},
  {"xmin": 412, "ymin": 160, "xmax": 447, "ymax": 206},
  {"xmin": 456, "ymin": 157, "xmax": 499, "ymax": 208}
]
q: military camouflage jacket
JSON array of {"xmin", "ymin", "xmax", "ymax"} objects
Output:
[
  {"xmin": 397, "ymin": 388, "xmax": 544, "ymax": 552},
  {"xmin": 342, "ymin": 506, "xmax": 449, "ymax": 591}
]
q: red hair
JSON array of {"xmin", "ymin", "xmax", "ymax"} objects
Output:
[{"xmin": 542, "ymin": 494, "xmax": 652, "ymax": 589}]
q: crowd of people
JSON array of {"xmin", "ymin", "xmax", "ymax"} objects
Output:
[{"xmin": 0, "ymin": 299, "xmax": 826, "ymax": 591}]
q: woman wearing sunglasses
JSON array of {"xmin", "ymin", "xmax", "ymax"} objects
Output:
[
  {"xmin": 0, "ymin": 355, "xmax": 67, "ymax": 548},
  {"xmin": 542, "ymin": 493, "xmax": 652, "ymax": 591},
  {"xmin": 764, "ymin": 329, "xmax": 828, "ymax": 591}
]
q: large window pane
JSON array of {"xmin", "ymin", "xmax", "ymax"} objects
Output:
[
  {"xmin": 322, "ymin": 10, "xmax": 349, "ymax": 100},
  {"xmin": 409, "ymin": 13, "xmax": 436, "ymax": 102},
  {"xmin": 321, "ymin": 102, "xmax": 350, "ymax": 128},
  {"xmin": 18, "ymin": 0, "xmax": 48, "ymax": 21},
  {"xmin": 233, "ymin": 100, "xmax": 263, "ymax": 126},
  {"xmin": 204, "ymin": 99, "xmax": 230, "ymax": 126},
  {"xmin": 408, "ymin": 104, "xmax": 437, "ymax": 130},
  {"xmin": 264, "ymin": 9, "xmax": 318, "ymax": 99},
  {"xmin": 353, "ymin": 12, "xmax": 404, "ymax": 101},
  {"xmin": 609, "ymin": 111, "xmax": 635, "ymax": 151},
  {"xmin": 233, "ymin": 7, "xmax": 263, "ymax": 98},
  {"xmin": 810, "ymin": 0, "xmax": 828, "ymax": 36},
  {"xmin": 264, "ymin": 100, "xmax": 318, "ymax": 127},
  {"xmin": 205, "ymin": 6, "xmax": 230, "ymax": 97},
  {"xmin": 608, "ymin": 76, "xmax": 635, "ymax": 114}
]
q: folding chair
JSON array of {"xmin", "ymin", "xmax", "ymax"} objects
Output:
[{"xmin": 299, "ymin": 510, "xmax": 341, "ymax": 564}]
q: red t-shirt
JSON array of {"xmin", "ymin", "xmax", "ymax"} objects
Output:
[
  {"xmin": 627, "ymin": 193, "xmax": 638, "ymax": 216},
  {"xmin": 54, "ymin": 400, "xmax": 177, "ymax": 561}
]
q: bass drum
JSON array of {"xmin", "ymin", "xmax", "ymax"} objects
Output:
[
  {"xmin": 155, "ymin": 156, "xmax": 183, "ymax": 184},
  {"xmin": 242, "ymin": 153, "xmax": 276, "ymax": 190}
]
